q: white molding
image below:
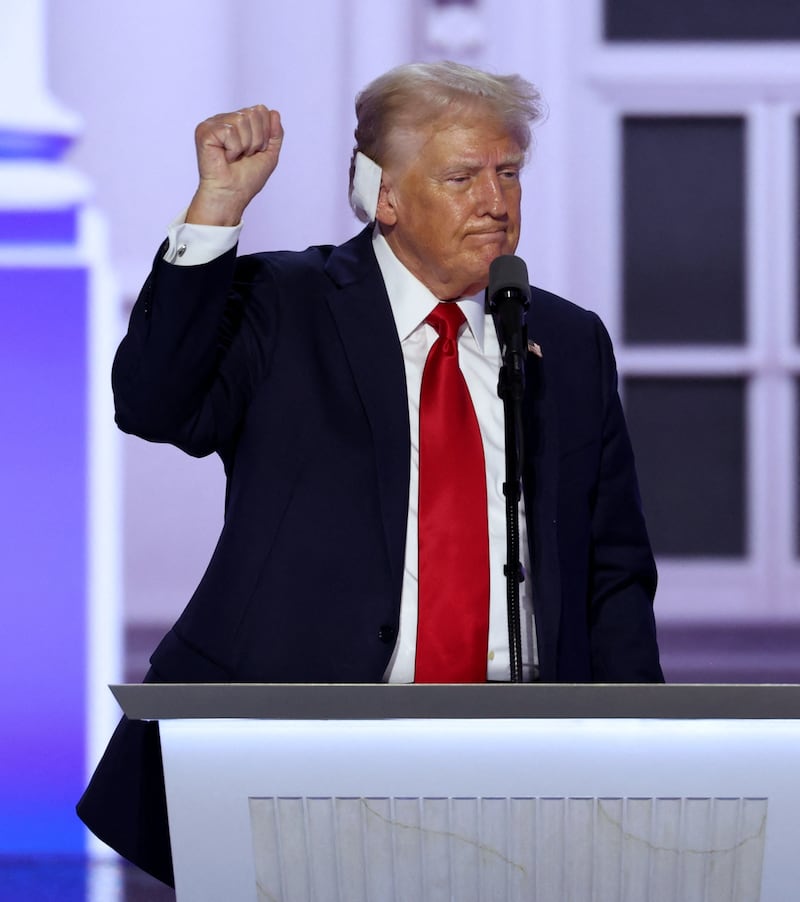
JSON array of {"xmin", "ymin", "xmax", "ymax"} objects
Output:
[
  {"xmin": 588, "ymin": 45, "xmax": 800, "ymax": 93},
  {"xmin": 81, "ymin": 206, "xmax": 124, "ymax": 853},
  {"xmin": 773, "ymin": 105, "xmax": 800, "ymax": 358},
  {"xmin": 0, "ymin": 0, "xmax": 81, "ymax": 133},
  {"xmin": 618, "ymin": 348, "xmax": 768, "ymax": 375},
  {"xmin": 0, "ymin": 160, "xmax": 90, "ymax": 207},
  {"xmin": 556, "ymin": 0, "xmax": 800, "ymax": 622}
]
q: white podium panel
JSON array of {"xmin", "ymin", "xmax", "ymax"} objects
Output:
[{"xmin": 156, "ymin": 716, "xmax": 796, "ymax": 902}]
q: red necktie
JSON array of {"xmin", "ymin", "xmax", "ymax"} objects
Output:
[{"xmin": 415, "ymin": 302, "xmax": 490, "ymax": 682}]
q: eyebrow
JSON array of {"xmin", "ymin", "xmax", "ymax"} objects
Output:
[{"xmin": 442, "ymin": 154, "xmax": 524, "ymax": 174}]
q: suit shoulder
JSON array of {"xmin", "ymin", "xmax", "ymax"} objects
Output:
[
  {"xmin": 531, "ymin": 285, "xmax": 601, "ymax": 330},
  {"xmin": 529, "ymin": 286, "xmax": 615, "ymax": 374},
  {"xmin": 233, "ymin": 243, "xmax": 336, "ymax": 286},
  {"xmin": 231, "ymin": 227, "xmax": 375, "ymax": 290}
]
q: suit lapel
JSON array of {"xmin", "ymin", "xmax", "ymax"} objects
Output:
[
  {"xmin": 323, "ymin": 229, "xmax": 411, "ymax": 598},
  {"xmin": 321, "ymin": 238, "xmax": 563, "ymax": 675}
]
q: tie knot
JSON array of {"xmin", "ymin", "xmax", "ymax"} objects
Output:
[{"xmin": 426, "ymin": 302, "xmax": 465, "ymax": 342}]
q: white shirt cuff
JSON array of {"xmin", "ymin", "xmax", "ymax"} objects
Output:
[{"xmin": 163, "ymin": 211, "xmax": 243, "ymax": 266}]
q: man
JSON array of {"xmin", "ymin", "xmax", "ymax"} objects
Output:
[{"xmin": 78, "ymin": 61, "xmax": 662, "ymax": 886}]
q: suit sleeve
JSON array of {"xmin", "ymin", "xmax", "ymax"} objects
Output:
[
  {"xmin": 112, "ymin": 246, "xmax": 277, "ymax": 458},
  {"xmin": 587, "ymin": 314, "xmax": 663, "ymax": 682}
]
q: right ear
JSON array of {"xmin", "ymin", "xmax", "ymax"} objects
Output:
[{"xmin": 375, "ymin": 179, "xmax": 398, "ymax": 227}]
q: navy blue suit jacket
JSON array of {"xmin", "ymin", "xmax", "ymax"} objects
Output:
[{"xmin": 78, "ymin": 226, "xmax": 661, "ymax": 885}]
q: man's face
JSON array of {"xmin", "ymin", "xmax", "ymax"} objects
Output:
[{"xmin": 376, "ymin": 108, "xmax": 524, "ymax": 299}]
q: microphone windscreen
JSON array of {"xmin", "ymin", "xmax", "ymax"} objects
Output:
[{"xmin": 489, "ymin": 255, "xmax": 531, "ymax": 304}]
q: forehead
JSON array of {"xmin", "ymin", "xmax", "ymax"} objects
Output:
[{"xmin": 389, "ymin": 109, "xmax": 522, "ymax": 172}]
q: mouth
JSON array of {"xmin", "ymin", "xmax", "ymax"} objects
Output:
[
  {"xmin": 466, "ymin": 231, "xmax": 511, "ymax": 251},
  {"xmin": 466, "ymin": 228, "xmax": 508, "ymax": 239}
]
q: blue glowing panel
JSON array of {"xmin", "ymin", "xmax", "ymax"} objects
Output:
[
  {"xmin": 0, "ymin": 266, "xmax": 87, "ymax": 853},
  {"xmin": 0, "ymin": 208, "xmax": 79, "ymax": 244}
]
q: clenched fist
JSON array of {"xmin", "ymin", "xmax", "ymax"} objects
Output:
[{"xmin": 185, "ymin": 105, "xmax": 284, "ymax": 226}]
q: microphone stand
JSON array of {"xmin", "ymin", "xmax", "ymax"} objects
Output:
[{"xmin": 494, "ymin": 292, "xmax": 528, "ymax": 684}]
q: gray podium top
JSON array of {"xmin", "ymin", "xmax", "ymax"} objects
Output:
[{"xmin": 111, "ymin": 683, "xmax": 800, "ymax": 721}]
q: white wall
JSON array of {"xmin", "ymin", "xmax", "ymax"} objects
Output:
[
  {"xmin": 47, "ymin": 0, "xmax": 794, "ymax": 627},
  {"xmin": 46, "ymin": 0, "xmax": 428, "ymax": 624}
]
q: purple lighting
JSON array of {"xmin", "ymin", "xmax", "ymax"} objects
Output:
[
  {"xmin": 0, "ymin": 129, "xmax": 73, "ymax": 160},
  {"xmin": 0, "ymin": 265, "xmax": 88, "ymax": 853},
  {"xmin": 0, "ymin": 209, "xmax": 79, "ymax": 244}
]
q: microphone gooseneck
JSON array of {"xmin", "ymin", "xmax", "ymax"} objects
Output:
[{"xmin": 488, "ymin": 253, "xmax": 532, "ymax": 684}]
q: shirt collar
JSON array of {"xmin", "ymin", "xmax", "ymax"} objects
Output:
[{"xmin": 372, "ymin": 227, "xmax": 487, "ymax": 352}]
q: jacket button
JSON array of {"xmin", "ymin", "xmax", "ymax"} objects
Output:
[{"xmin": 378, "ymin": 624, "xmax": 397, "ymax": 644}]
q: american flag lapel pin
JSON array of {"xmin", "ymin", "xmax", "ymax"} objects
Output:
[{"xmin": 527, "ymin": 339, "xmax": 543, "ymax": 358}]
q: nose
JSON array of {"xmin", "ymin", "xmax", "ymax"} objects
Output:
[{"xmin": 477, "ymin": 170, "xmax": 508, "ymax": 217}]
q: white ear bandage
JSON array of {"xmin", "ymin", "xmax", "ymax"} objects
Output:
[{"xmin": 350, "ymin": 151, "xmax": 382, "ymax": 223}]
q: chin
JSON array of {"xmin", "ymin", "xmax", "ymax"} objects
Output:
[
  {"xmin": 456, "ymin": 247, "xmax": 514, "ymax": 293},
  {"xmin": 480, "ymin": 245, "xmax": 511, "ymax": 269}
]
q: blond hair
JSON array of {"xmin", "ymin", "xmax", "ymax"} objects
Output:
[{"xmin": 348, "ymin": 61, "xmax": 545, "ymax": 210}]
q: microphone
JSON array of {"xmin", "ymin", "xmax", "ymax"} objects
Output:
[
  {"xmin": 488, "ymin": 256, "xmax": 530, "ymax": 683},
  {"xmin": 488, "ymin": 255, "xmax": 531, "ymax": 389}
]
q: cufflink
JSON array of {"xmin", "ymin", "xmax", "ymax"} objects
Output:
[{"xmin": 177, "ymin": 244, "xmax": 187, "ymax": 258}]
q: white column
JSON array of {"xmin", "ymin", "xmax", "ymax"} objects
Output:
[{"xmin": 0, "ymin": 0, "xmax": 79, "ymax": 135}]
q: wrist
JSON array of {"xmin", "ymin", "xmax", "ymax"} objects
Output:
[{"xmin": 185, "ymin": 186, "xmax": 247, "ymax": 227}]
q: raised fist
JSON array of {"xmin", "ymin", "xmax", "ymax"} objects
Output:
[{"xmin": 186, "ymin": 105, "xmax": 284, "ymax": 226}]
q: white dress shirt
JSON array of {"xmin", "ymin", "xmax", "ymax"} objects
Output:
[{"xmin": 164, "ymin": 217, "xmax": 538, "ymax": 681}]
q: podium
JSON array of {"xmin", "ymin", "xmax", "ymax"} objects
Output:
[{"xmin": 113, "ymin": 683, "xmax": 800, "ymax": 901}]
